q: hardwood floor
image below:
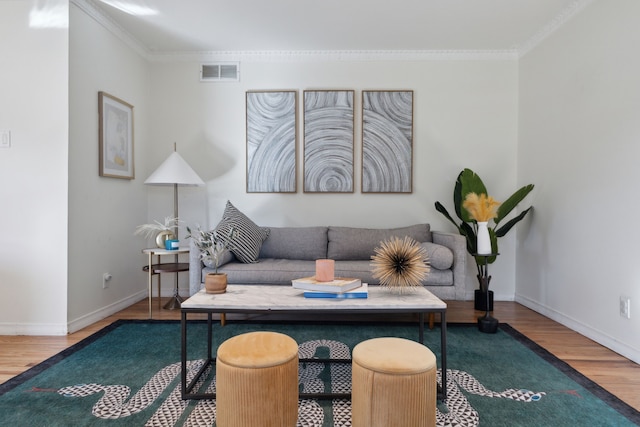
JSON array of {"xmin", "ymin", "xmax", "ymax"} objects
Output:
[{"xmin": 1, "ymin": 298, "xmax": 639, "ymax": 412}]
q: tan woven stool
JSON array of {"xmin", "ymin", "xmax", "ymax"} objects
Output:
[
  {"xmin": 216, "ymin": 331, "xmax": 299, "ymax": 427},
  {"xmin": 351, "ymin": 337, "xmax": 437, "ymax": 427}
]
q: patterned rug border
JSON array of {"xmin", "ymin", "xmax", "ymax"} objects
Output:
[{"xmin": 1, "ymin": 319, "xmax": 638, "ymax": 424}]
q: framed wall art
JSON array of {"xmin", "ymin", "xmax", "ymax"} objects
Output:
[
  {"xmin": 303, "ymin": 90, "xmax": 354, "ymax": 193},
  {"xmin": 246, "ymin": 90, "xmax": 297, "ymax": 193},
  {"xmin": 98, "ymin": 91, "xmax": 134, "ymax": 179},
  {"xmin": 361, "ymin": 90, "xmax": 414, "ymax": 193}
]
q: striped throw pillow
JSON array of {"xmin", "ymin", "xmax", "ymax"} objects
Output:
[{"xmin": 215, "ymin": 201, "xmax": 270, "ymax": 263}]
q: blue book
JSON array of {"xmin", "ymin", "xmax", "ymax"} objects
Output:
[{"xmin": 303, "ymin": 284, "xmax": 368, "ymax": 299}]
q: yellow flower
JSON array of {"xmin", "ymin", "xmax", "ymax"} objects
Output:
[{"xmin": 463, "ymin": 193, "xmax": 501, "ymax": 222}]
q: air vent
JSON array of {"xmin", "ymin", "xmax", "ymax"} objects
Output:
[{"xmin": 200, "ymin": 62, "xmax": 240, "ymax": 82}]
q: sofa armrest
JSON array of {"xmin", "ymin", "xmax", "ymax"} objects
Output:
[
  {"xmin": 432, "ymin": 231, "xmax": 467, "ymax": 300},
  {"xmin": 189, "ymin": 239, "xmax": 204, "ymax": 296}
]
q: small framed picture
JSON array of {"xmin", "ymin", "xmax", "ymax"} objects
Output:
[{"xmin": 99, "ymin": 91, "xmax": 134, "ymax": 179}]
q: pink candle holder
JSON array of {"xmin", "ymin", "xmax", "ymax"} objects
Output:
[{"xmin": 315, "ymin": 259, "xmax": 335, "ymax": 282}]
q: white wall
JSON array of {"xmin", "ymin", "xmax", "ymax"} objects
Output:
[
  {"xmin": 518, "ymin": 0, "xmax": 640, "ymax": 363},
  {"xmin": 67, "ymin": 3, "xmax": 150, "ymax": 332},
  {"xmin": 148, "ymin": 59, "xmax": 520, "ymax": 300},
  {"xmin": 0, "ymin": 0, "xmax": 69, "ymax": 334}
]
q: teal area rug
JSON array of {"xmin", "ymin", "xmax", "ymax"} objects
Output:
[{"xmin": 0, "ymin": 320, "xmax": 638, "ymax": 426}]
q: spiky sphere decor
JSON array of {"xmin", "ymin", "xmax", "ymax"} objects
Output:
[{"xmin": 370, "ymin": 236, "xmax": 430, "ymax": 292}]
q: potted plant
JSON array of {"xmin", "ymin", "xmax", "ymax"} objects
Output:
[
  {"xmin": 186, "ymin": 225, "xmax": 237, "ymax": 294},
  {"xmin": 435, "ymin": 168, "xmax": 534, "ymax": 310},
  {"xmin": 134, "ymin": 217, "xmax": 179, "ymax": 248}
]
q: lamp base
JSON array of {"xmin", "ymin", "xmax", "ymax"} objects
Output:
[{"xmin": 163, "ymin": 294, "xmax": 183, "ymax": 310}]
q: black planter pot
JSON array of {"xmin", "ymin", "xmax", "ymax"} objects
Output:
[{"xmin": 474, "ymin": 289, "xmax": 494, "ymax": 311}]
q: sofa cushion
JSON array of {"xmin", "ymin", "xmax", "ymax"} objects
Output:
[
  {"xmin": 327, "ymin": 224, "xmax": 431, "ymax": 260},
  {"xmin": 209, "ymin": 259, "xmax": 452, "ymax": 286},
  {"xmin": 333, "ymin": 260, "xmax": 451, "ymax": 286},
  {"xmin": 420, "ymin": 242, "xmax": 453, "ymax": 270},
  {"xmin": 259, "ymin": 227, "xmax": 328, "ymax": 260},
  {"xmin": 214, "ymin": 259, "xmax": 318, "ymax": 285},
  {"xmin": 215, "ymin": 201, "xmax": 270, "ymax": 263}
]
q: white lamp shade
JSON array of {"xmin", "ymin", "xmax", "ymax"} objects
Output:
[{"xmin": 144, "ymin": 151, "xmax": 204, "ymax": 186}]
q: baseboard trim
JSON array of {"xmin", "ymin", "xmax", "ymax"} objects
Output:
[
  {"xmin": 464, "ymin": 290, "xmax": 514, "ymax": 302},
  {"xmin": 0, "ymin": 321, "xmax": 68, "ymax": 336},
  {"xmin": 66, "ymin": 291, "xmax": 148, "ymax": 334},
  {"xmin": 515, "ymin": 294, "xmax": 640, "ymax": 365}
]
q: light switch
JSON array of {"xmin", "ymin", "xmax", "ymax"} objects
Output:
[{"xmin": 0, "ymin": 130, "xmax": 10, "ymax": 148}]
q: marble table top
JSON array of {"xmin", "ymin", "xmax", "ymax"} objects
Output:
[{"xmin": 181, "ymin": 284, "xmax": 446, "ymax": 312}]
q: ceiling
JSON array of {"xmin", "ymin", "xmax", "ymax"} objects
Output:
[{"xmin": 83, "ymin": 0, "xmax": 588, "ymax": 57}]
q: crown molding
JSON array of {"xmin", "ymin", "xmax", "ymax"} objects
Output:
[
  {"xmin": 148, "ymin": 49, "xmax": 519, "ymax": 63},
  {"xmin": 71, "ymin": 0, "xmax": 152, "ymax": 61},
  {"xmin": 517, "ymin": 0, "xmax": 596, "ymax": 58}
]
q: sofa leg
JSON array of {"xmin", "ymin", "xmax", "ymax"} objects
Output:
[
  {"xmin": 220, "ymin": 313, "xmax": 226, "ymax": 327},
  {"xmin": 428, "ymin": 313, "xmax": 435, "ymax": 330}
]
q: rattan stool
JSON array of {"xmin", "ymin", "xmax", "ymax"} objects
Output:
[
  {"xmin": 216, "ymin": 331, "xmax": 299, "ymax": 427},
  {"xmin": 351, "ymin": 337, "xmax": 437, "ymax": 427}
]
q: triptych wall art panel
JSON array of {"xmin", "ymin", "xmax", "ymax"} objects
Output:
[
  {"xmin": 362, "ymin": 90, "xmax": 414, "ymax": 193},
  {"xmin": 303, "ymin": 90, "xmax": 354, "ymax": 193},
  {"xmin": 245, "ymin": 90, "xmax": 297, "ymax": 193},
  {"xmin": 245, "ymin": 89, "xmax": 412, "ymax": 193}
]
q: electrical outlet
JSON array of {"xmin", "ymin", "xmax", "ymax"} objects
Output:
[
  {"xmin": 102, "ymin": 273, "xmax": 112, "ymax": 289},
  {"xmin": 620, "ymin": 296, "xmax": 631, "ymax": 319},
  {"xmin": 0, "ymin": 130, "xmax": 10, "ymax": 148}
]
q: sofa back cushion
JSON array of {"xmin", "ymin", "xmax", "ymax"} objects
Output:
[
  {"xmin": 259, "ymin": 227, "xmax": 328, "ymax": 260},
  {"xmin": 327, "ymin": 224, "xmax": 431, "ymax": 261},
  {"xmin": 421, "ymin": 242, "xmax": 454, "ymax": 270}
]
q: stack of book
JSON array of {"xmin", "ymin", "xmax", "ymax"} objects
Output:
[{"xmin": 292, "ymin": 276, "xmax": 368, "ymax": 299}]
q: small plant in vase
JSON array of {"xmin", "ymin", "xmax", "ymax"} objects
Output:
[
  {"xmin": 463, "ymin": 192, "xmax": 501, "ymax": 255},
  {"xmin": 186, "ymin": 225, "xmax": 237, "ymax": 294},
  {"xmin": 462, "ymin": 192, "xmax": 500, "ymax": 295},
  {"xmin": 134, "ymin": 217, "xmax": 179, "ymax": 248}
]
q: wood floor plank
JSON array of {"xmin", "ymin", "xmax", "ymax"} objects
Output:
[{"xmin": 0, "ymin": 298, "xmax": 638, "ymax": 412}]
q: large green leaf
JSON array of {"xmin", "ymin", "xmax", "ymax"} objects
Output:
[
  {"xmin": 495, "ymin": 207, "xmax": 533, "ymax": 238},
  {"xmin": 436, "ymin": 202, "xmax": 464, "ymax": 236},
  {"xmin": 456, "ymin": 168, "xmax": 487, "ymax": 223},
  {"xmin": 495, "ymin": 184, "xmax": 534, "ymax": 226},
  {"xmin": 435, "ymin": 201, "xmax": 460, "ymax": 231},
  {"xmin": 459, "ymin": 220, "xmax": 476, "ymax": 254}
]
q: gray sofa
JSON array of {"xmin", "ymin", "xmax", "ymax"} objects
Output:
[{"xmin": 189, "ymin": 223, "xmax": 466, "ymax": 300}]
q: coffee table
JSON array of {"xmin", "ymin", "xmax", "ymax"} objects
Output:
[{"xmin": 180, "ymin": 284, "xmax": 448, "ymax": 400}]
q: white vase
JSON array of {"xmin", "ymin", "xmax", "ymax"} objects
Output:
[{"xmin": 477, "ymin": 222, "xmax": 492, "ymax": 255}]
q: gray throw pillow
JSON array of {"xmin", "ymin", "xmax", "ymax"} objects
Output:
[
  {"xmin": 420, "ymin": 242, "xmax": 453, "ymax": 270},
  {"xmin": 215, "ymin": 201, "xmax": 270, "ymax": 263}
]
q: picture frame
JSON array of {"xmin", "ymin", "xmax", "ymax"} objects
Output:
[
  {"xmin": 303, "ymin": 90, "xmax": 354, "ymax": 193},
  {"xmin": 246, "ymin": 90, "xmax": 297, "ymax": 193},
  {"xmin": 98, "ymin": 92, "xmax": 134, "ymax": 179},
  {"xmin": 362, "ymin": 90, "xmax": 414, "ymax": 193}
]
